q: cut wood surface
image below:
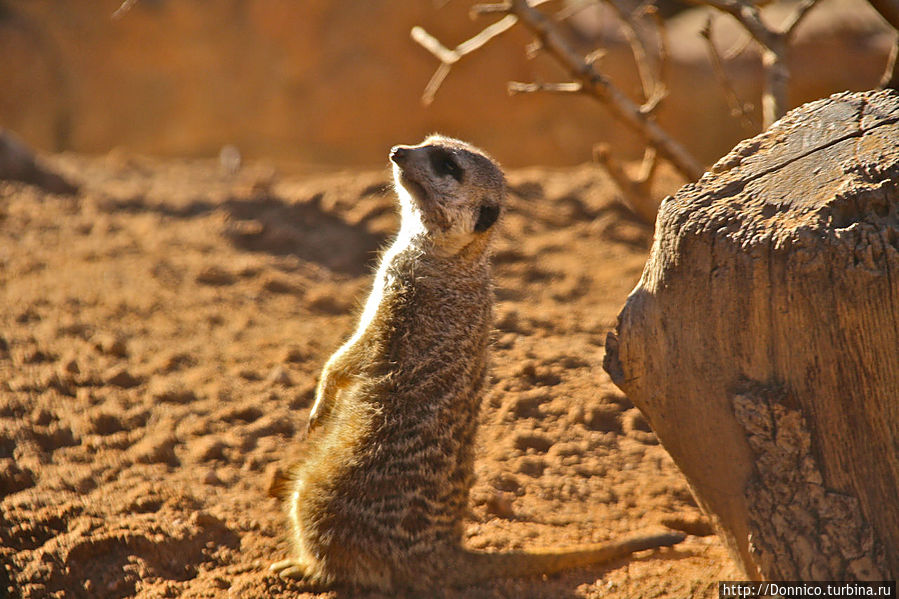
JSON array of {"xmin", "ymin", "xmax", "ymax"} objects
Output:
[{"xmin": 604, "ymin": 88, "xmax": 899, "ymax": 580}]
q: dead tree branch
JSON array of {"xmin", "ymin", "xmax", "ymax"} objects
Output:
[
  {"xmin": 411, "ymin": 14, "xmax": 519, "ymax": 105},
  {"xmin": 112, "ymin": 0, "xmax": 140, "ymax": 20},
  {"xmin": 701, "ymin": 16, "xmax": 756, "ymax": 131},
  {"xmin": 644, "ymin": 5, "xmax": 671, "ymax": 101},
  {"xmin": 508, "ymin": 81, "xmax": 583, "ymax": 94},
  {"xmin": 604, "ymin": 0, "xmax": 659, "ymax": 104},
  {"xmin": 507, "ymin": 0, "xmax": 703, "ymax": 180},
  {"xmin": 413, "ymin": 0, "xmax": 705, "ymax": 224},
  {"xmin": 865, "ymin": 0, "xmax": 899, "ymax": 31},
  {"xmin": 594, "ymin": 143, "xmax": 660, "ymax": 224},
  {"xmin": 881, "ymin": 33, "xmax": 899, "ymax": 90},
  {"xmin": 686, "ymin": 0, "xmax": 822, "ymax": 127}
]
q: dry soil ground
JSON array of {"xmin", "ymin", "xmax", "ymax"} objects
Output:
[{"xmin": 0, "ymin": 153, "xmax": 740, "ymax": 598}]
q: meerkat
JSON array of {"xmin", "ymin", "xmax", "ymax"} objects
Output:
[{"xmin": 269, "ymin": 135, "xmax": 684, "ymax": 591}]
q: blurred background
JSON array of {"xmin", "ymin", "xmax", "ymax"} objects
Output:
[
  {"xmin": 1, "ymin": 4, "xmax": 896, "ymax": 597},
  {"xmin": 0, "ymin": 0, "xmax": 893, "ymax": 169}
]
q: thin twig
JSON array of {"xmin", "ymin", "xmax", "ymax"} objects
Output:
[
  {"xmin": 700, "ymin": 16, "xmax": 755, "ymax": 131},
  {"xmin": 554, "ymin": 0, "xmax": 597, "ymax": 22},
  {"xmin": 689, "ymin": 0, "xmax": 773, "ymax": 45},
  {"xmin": 458, "ymin": 14, "xmax": 519, "ymax": 53},
  {"xmin": 645, "ymin": 5, "xmax": 670, "ymax": 97},
  {"xmin": 112, "ymin": 0, "xmax": 140, "ymax": 20},
  {"xmin": 686, "ymin": 0, "xmax": 823, "ymax": 127},
  {"xmin": 585, "ymin": 47, "xmax": 607, "ymax": 65},
  {"xmin": 783, "ymin": 0, "xmax": 822, "ymax": 38},
  {"xmin": 525, "ymin": 38, "xmax": 543, "ymax": 58},
  {"xmin": 593, "ymin": 143, "xmax": 659, "ymax": 225},
  {"xmin": 866, "ymin": 0, "xmax": 899, "ymax": 30},
  {"xmin": 411, "ymin": 14, "xmax": 518, "ymax": 105},
  {"xmin": 604, "ymin": 0, "xmax": 657, "ymax": 104},
  {"xmin": 881, "ymin": 34, "xmax": 899, "ymax": 90},
  {"xmin": 509, "ymin": 0, "xmax": 704, "ymax": 180},
  {"xmin": 422, "ymin": 63, "xmax": 453, "ymax": 106},
  {"xmin": 639, "ymin": 86, "xmax": 667, "ymax": 114},
  {"xmin": 471, "ymin": 3, "xmax": 512, "ymax": 17},
  {"xmin": 723, "ymin": 32, "xmax": 753, "ymax": 60},
  {"xmin": 508, "ymin": 81, "xmax": 583, "ymax": 94},
  {"xmin": 412, "ymin": 27, "xmax": 459, "ymax": 65},
  {"xmin": 636, "ymin": 146, "xmax": 658, "ymax": 185}
]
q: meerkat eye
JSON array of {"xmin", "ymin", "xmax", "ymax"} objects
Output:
[
  {"xmin": 429, "ymin": 149, "xmax": 463, "ymax": 182},
  {"xmin": 474, "ymin": 203, "xmax": 500, "ymax": 232}
]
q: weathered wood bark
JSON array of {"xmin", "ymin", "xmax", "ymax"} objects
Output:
[{"xmin": 604, "ymin": 89, "xmax": 899, "ymax": 581}]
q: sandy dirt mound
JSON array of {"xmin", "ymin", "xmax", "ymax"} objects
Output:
[{"xmin": 0, "ymin": 155, "xmax": 739, "ymax": 598}]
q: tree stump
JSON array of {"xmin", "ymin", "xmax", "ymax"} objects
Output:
[{"xmin": 604, "ymin": 89, "xmax": 899, "ymax": 581}]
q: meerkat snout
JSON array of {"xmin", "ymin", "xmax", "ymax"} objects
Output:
[{"xmin": 388, "ymin": 146, "xmax": 409, "ymax": 164}]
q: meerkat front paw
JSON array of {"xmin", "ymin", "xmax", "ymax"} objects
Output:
[
  {"xmin": 269, "ymin": 558, "xmax": 308, "ymax": 580},
  {"xmin": 270, "ymin": 558, "xmax": 334, "ymax": 591}
]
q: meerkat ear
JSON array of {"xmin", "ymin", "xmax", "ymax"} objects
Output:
[{"xmin": 474, "ymin": 203, "xmax": 500, "ymax": 232}]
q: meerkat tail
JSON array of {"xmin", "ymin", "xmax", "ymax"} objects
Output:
[{"xmin": 448, "ymin": 531, "xmax": 686, "ymax": 584}]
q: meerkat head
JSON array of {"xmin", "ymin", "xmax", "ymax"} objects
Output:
[{"xmin": 389, "ymin": 135, "xmax": 505, "ymax": 255}]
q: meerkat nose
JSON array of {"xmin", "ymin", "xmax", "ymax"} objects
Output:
[{"xmin": 389, "ymin": 146, "xmax": 409, "ymax": 164}]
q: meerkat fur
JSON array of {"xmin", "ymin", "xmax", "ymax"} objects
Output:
[{"xmin": 270, "ymin": 135, "xmax": 684, "ymax": 591}]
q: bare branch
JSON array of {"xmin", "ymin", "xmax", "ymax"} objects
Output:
[
  {"xmin": 722, "ymin": 32, "xmax": 753, "ymax": 60},
  {"xmin": 422, "ymin": 63, "xmax": 453, "ymax": 106},
  {"xmin": 636, "ymin": 146, "xmax": 659, "ymax": 185},
  {"xmin": 688, "ymin": 0, "xmax": 775, "ymax": 46},
  {"xmin": 866, "ymin": 0, "xmax": 899, "ymax": 30},
  {"xmin": 112, "ymin": 0, "xmax": 140, "ymax": 20},
  {"xmin": 593, "ymin": 143, "xmax": 659, "ymax": 225},
  {"xmin": 473, "ymin": 0, "xmax": 557, "ymax": 16},
  {"xmin": 457, "ymin": 14, "xmax": 519, "ymax": 54},
  {"xmin": 604, "ymin": 0, "xmax": 657, "ymax": 103},
  {"xmin": 881, "ymin": 34, "xmax": 899, "ymax": 90},
  {"xmin": 411, "ymin": 14, "xmax": 518, "ymax": 105},
  {"xmin": 686, "ymin": 0, "xmax": 822, "ymax": 127},
  {"xmin": 508, "ymin": 81, "xmax": 583, "ymax": 95},
  {"xmin": 783, "ymin": 0, "xmax": 822, "ymax": 38},
  {"xmin": 525, "ymin": 38, "xmax": 543, "ymax": 58},
  {"xmin": 411, "ymin": 26, "xmax": 460, "ymax": 65},
  {"xmin": 585, "ymin": 47, "xmax": 607, "ymax": 65},
  {"xmin": 645, "ymin": 5, "xmax": 671, "ymax": 95},
  {"xmin": 509, "ymin": 0, "xmax": 704, "ymax": 180},
  {"xmin": 555, "ymin": 0, "xmax": 598, "ymax": 22},
  {"xmin": 639, "ymin": 85, "xmax": 667, "ymax": 114},
  {"xmin": 470, "ymin": 3, "xmax": 512, "ymax": 17},
  {"xmin": 700, "ymin": 16, "xmax": 756, "ymax": 131}
]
